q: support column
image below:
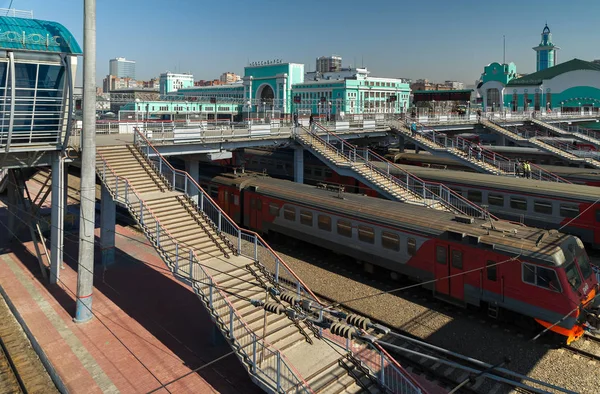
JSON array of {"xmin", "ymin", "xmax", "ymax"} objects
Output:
[
  {"xmin": 100, "ymin": 184, "xmax": 116, "ymax": 267},
  {"xmin": 50, "ymin": 152, "xmax": 64, "ymax": 285},
  {"xmin": 185, "ymin": 158, "xmax": 200, "ymax": 203},
  {"xmin": 397, "ymin": 135, "xmax": 405, "ymax": 153},
  {"xmin": 294, "ymin": 145, "xmax": 304, "ymax": 184},
  {"xmin": 497, "ymin": 135, "xmax": 506, "ymax": 146},
  {"xmin": 7, "ymin": 178, "xmax": 16, "ymax": 239},
  {"xmin": 75, "ymin": 0, "xmax": 96, "ymax": 324}
]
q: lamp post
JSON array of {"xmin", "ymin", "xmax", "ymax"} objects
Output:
[
  {"xmin": 561, "ymin": 101, "xmax": 564, "ymax": 114},
  {"xmin": 432, "ymin": 100, "xmax": 435, "ymax": 117},
  {"xmin": 246, "ymin": 100, "xmax": 251, "ymax": 125},
  {"xmin": 579, "ymin": 102, "xmax": 582, "ymax": 115},
  {"xmin": 328, "ymin": 101, "xmax": 332, "ymax": 122},
  {"xmin": 262, "ymin": 101, "xmax": 266, "ymax": 122}
]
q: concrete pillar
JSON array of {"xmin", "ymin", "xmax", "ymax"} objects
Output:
[
  {"xmin": 497, "ymin": 135, "xmax": 506, "ymax": 146},
  {"xmin": 294, "ymin": 146, "xmax": 304, "ymax": 184},
  {"xmin": 50, "ymin": 152, "xmax": 64, "ymax": 285},
  {"xmin": 185, "ymin": 158, "xmax": 200, "ymax": 203},
  {"xmin": 100, "ymin": 184, "xmax": 116, "ymax": 267}
]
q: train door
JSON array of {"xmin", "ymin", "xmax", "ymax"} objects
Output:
[
  {"xmin": 249, "ymin": 196, "xmax": 262, "ymax": 231},
  {"xmin": 449, "ymin": 247, "xmax": 465, "ymax": 301},
  {"xmin": 434, "ymin": 244, "xmax": 450, "ymax": 296}
]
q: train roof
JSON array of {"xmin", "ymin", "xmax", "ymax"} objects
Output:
[
  {"xmin": 386, "ymin": 164, "xmax": 600, "ymax": 202},
  {"xmin": 210, "ymin": 172, "xmax": 579, "ymax": 267}
]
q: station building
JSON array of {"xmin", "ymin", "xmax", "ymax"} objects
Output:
[
  {"xmin": 121, "ymin": 60, "xmax": 411, "ymax": 120},
  {"xmin": 478, "ymin": 24, "xmax": 600, "ymax": 113}
]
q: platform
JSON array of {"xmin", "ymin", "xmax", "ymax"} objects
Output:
[{"xmin": 0, "ymin": 193, "xmax": 260, "ymax": 393}]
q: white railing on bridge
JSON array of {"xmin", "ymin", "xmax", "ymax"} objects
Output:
[{"xmin": 0, "ymin": 8, "xmax": 33, "ymax": 18}]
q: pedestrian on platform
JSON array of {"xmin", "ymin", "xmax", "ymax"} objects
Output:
[
  {"xmin": 524, "ymin": 161, "xmax": 531, "ymax": 178},
  {"xmin": 309, "ymin": 114, "xmax": 314, "ymax": 131},
  {"xmin": 476, "ymin": 143, "xmax": 482, "ymax": 161},
  {"xmin": 477, "ymin": 109, "xmax": 482, "ymax": 121},
  {"xmin": 515, "ymin": 159, "xmax": 523, "ymax": 177},
  {"xmin": 411, "ymin": 121, "xmax": 417, "ymax": 137},
  {"xmin": 293, "ymin": 113, "xmax": 299, "ymax": 127}
]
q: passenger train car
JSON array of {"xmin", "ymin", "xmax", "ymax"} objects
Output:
[
  {"xmin": 200, "ymin": 171, "xmax": 600, "ymax": 344},
  {"xmin": 230, "ymin": 148, "xmax": 600, "ymax": 247}
]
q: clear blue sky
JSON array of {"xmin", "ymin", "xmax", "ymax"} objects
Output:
[{"xmin": 8, "ymin": 0, "xmax": 600, "ymax": 86}]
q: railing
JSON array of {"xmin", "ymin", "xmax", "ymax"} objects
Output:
[
  {"xmin": 132, "ymin": 127, "xmax": 424, "ymax": 394},
  {"xmin": 303, "ymin": 122, "xmax": 492, "ymax": 219},
  {"xmin": 573, "ymin": 127, "xmax": 600, "ymax": 143},
  {"xmin": 96, "ymin": 151, "xmax": 312, "ymax": 393},
  {"xmin": 403, "ymin": 119, "xmax": 570, "ymax": 183},
  {"xmin": 0, "ymin": 8, "xmax": 33, "ymax": 18}
]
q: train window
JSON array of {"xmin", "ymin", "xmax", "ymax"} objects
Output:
[
  {"xmin": 486, "ymin": 261, "xmax": 497, "ymax": 281},
  {"xmin": 358, "ymin": 225, "xmax": 374, "ymax": 244},
  {"xmin": 436, "ymin": 246, "xmax": 447, "ymax": 265},
  {"xmin": 559, "ymin": 204, "xmax": 579, "ymax": 218},
  {"xmin": 450, "ymin": 188, "xmax": 462, "ymax": 196},
  {"xmin": 337, "ymin": 220, "xmax": 352, "ymax": 237},
  {"xmin": 209, "ymin": 187, "xmax": 219, "ymax": 199},
  {"xmin": 565, "ymin": 262, "xmax": 582, "ymax": 291},
  {"xmin": 314, "ymin": 168, "xmax": 323, "ymax": 177},
  {"xmin": 284, "ymin": 207, "xmax": 296, "ymax": 221},
  {"xmin": 467, "ymin": 190, "xmax": 482, "ymax": 203},
  {"xmin": 523, "ymin": 263, "xmax": 561, "ymax": 292},
  {"xmin": 269, "ymin": 204, "xmax": 279, "ymax": 216},
  {"xmin": 534, "ymin": 201, "xmax": 553, "ymax": 215},
  {"xmin": 451, "ymin": 250, "xmax": 463, "ymax": 269},
  {"xmin": 381, "ymin": 232, "xmax": 400, "ymax": 251},
  {"xmin": 300, "ymin": 210, "xmax": 313, "ymax": 226},
  {"xmin": 318, "ymin": 215, "xmax": 331, "ymax": 231},
  {"xmin": 407, "ymin": 238, "xmax": 416, "ymax": 256},
  {"xmin": 251, "ymin": 159, "xmax": 259, "ymax": 166},
  {"xmin": 487, "ymin": 194, "xmax": 504, "ymax": 207},
  {"xmin": 510, "ymin": 197, "xmax": 527, "ymax": 211}
]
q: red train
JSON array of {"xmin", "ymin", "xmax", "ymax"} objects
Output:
[{"xmin": 199, "ymin": 170, "xmax": 600, "ymax": 344}]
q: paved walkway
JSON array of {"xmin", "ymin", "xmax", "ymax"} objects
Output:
[{"xmin": 0, "ymin": 180, "xmax": 260, "ymax": 393}]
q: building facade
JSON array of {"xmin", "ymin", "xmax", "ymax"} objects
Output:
[
  {"xmin": 316, "ymin": 55, "xmax": 342, "ymax": 73},
  {"xmin": 124, "ymin": 60, "xmax": 410, "ymax": 119},
  {"xmin": 102, "ymin": 75, "xmax": 140, "ymax": 92},
  {"xmin": 220, "ymin": 72, "xmax": 240, "ymax": 84},
  {"xmin": 478, "ymin": 59, "xmax": 600, "ymax": 112},
  {"xmin": 533, "ymin": 24, "xmax": 559, "ymax": 72},
  {"xmin": 159, "ymin": 72, "xmax": 194, "ymax": 95},
  {"xmin": 109, "ymin": 57, "xmax": 136, "ymax": 79}
]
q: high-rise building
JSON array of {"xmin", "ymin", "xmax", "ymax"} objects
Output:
[
  {"xmin": 533, "ymin": 24, "xmax": 560, "ymax": 72},
  {"xmin": 159, "ymin": 72, "xmax": 194, "ymax": 95},
  {"xmin": 109, "ymin": 57, "xmax": 136, "ymax": 79},
  {"xmin": 316, "ymin": 55, "xmax": 342, "ymax": 73},
  {"xmin": 219, "ymin": 72, "xmax": 240, "ymax": 84}
]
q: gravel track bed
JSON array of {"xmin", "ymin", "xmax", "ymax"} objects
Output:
[{"xmin": 256, "ymin": 239, "xmax": 600, "ymax": 394}]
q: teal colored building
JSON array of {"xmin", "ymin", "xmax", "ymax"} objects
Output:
[
  {"xmin": 478, "ymin": 59, "xmax": 600, "ymax": 113},
  {"xmin": 123, "ymin": 61, "xmax": 410, "ymax": 119}
]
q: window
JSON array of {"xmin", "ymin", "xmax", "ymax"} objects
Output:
[
  {"xmin": 523, "ymin": 263, "xmax": 561, "ymax": 292},
  {"xmin": 510, "ymin": 197, "xmax": 527, "ymax": 211},
  {"xmin": 436, "ymin": 246, "xmax": 447, "ymax": 264},
  {"xmin": 324, "ymin": 169, "xmax": 333, "ymax": 178},
  {"xmin": 268, "ymin": 204, "xmax": 279, "ymax": 216},
  {"xmin": 486, "ymin": 261, "xmax": 497, "ymax": 281},
  {"xmin": 318, "ymin": 215, "xmax": 331, "ymax": 231},
  {"xmin": 337, "ymin": 220, "xmax": 352, "ymax": 237},
  {"xmin": 407, "ymin": 238, "xmax": 416, "ymax": 256},
  {"xmin": 467, "ymin": 190, "xmax": 482, "ymax": 203},
  {"xmin": 559, "ymin": 204, "xmax": 579, "ymax": 218},
  {"xmin": 451, "ymin": 250, "xmax": 463, "ymax": 269},
  {"xmin": 534, "ymin": 201, "xmax": 553, "ymax": 215},
  {"xmin": 300, "ymin": 210, "xmax": 313, "ymax": 226},
  {"xmin": 576, "ymin": 250, "xmax": 593, "ymax": 280},
  {"xmin": 488, "ymin": 194, "xmax": 504, "ymax": 207},
  {"xmin": 358, "ymin": 225, "xmax": 374, "ymax": 244},
  {"xmin": 381, "ymin": 231, "xmax": 400, "ymax": 251},
  {"xmin": 284, "ymin": 207, "xmax": 296, "ymax": 221}
]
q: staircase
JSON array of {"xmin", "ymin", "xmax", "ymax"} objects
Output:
[
  {"xmin": 296, "ymin": 124, "xmax": 491, "ymax": 220},
  {"xmin": 95, "ymin": 131, "xmax": 426, "ymax": 394},
  {"xmin": 529, "ymin": 118, "xmax": 572, "ymax": 137},
  {"xmin": 481, "ymin": 119, "xmax": 600, "ymax": 169}
]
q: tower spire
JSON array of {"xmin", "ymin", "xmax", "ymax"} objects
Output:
[{"xmin": 533, "ymin": 23, "xmax": 559, "ymax": 71}]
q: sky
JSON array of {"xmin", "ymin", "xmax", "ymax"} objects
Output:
[{"xmin": 7, "ymin": 0, "xmax": 600, "ymax": 86}]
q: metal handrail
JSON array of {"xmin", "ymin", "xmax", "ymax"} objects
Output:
[
  {"xmin": 132, "ymin": 128, "xmax": 423, "ymax": 394},
  {"xmin": 96, "ymin": 151, "xmax": 313, "ymax": 393},
  {"xmin": 306, "ymin": 122, "xmax": 492, "ymax": 220}
]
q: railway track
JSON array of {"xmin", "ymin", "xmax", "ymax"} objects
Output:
[
  {"xmin": 0, "ymin": 291, "xmax": 58, "ymax": 393},
  {"xmin": 561, "ymin": 334, "xmax": 600, "ymax": 363}
]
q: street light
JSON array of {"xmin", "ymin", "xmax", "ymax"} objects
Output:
[
  {"xmin": 561, "ymin": 101, "xmax": 564, "ymax": 114},
  {"xmin": 246, "ymin": 100, "xmax": 251, "ymax": 124},
  {"xmin": 328, "ymin": 101, "xmax": 332, "ymax": 122},
  {"xmin": 262, "ymin": 101, "xmax": 266, "ymax": 121},
  {"xmin": 579, "ymin": 102, "xmax": 582, "ymax": 115}
]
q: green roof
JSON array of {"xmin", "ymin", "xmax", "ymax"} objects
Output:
[
  {"xmin": 506, "ymin": 59, "xmax": 600, "ymax": 86},
  {"xmin": 0, "ymin": 16, "xmax": 81, "ymax": 54}
]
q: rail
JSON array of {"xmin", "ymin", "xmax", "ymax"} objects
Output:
[
  {"xmin": 400, "ymin": 118, "xmax": 569, "ymax": 183},
  {"xmin": 307, "ymin": 122, "xmax": 492, "ymax": 219},
  {"xmin": 132, "ymin": 127, "xmax": 423, "ymax": 394},
  {"xmin": 96, "ymin": 151, "xmax": 312, "ymax": 393}
]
